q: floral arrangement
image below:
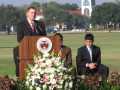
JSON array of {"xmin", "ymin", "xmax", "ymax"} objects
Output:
[
  {"xmin": 25, "ymin": 52, "xmax": 73, "ymax": 90},
  {"xmin": 108, "ymin": 72, "xmax": 120, "ymax": 86},
  {"xmin": 76, "ymin": 72, "xmax": 120, "ymax": 90},
  {"xmin": 0, "ymin": 75, "xmax": 15, "ymax": 90}
]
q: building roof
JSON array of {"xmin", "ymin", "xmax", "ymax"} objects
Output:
[{"xmin": 65, "ymin": 9, "xmax": 83, "ymax": 16}]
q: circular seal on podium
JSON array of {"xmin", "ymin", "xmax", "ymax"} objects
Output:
[{"xmin": 36, "ymin": 37, "xmax": 52, "ymax": 54}]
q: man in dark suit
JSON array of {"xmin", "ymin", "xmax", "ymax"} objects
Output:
[
  {"xmin": 76, "ymin": 33, "xmax": 109, "ymax": 78},
  {"xmin": 17, "ymin": 6, "xmax": 46, "ymax": 42},
  {"xmin": 14, "ymin": 6, "xmax": 46, "ymax": 77},
  {"xmin": 54, "ymin": 33, "xmax": 72, "ymax": 68}
]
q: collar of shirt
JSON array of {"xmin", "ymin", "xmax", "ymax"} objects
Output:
[
  {"xmin": 86, "ymin": 46, "xmax": 92, "ymax": 61},
  {"xmin": 27, "ymin": 18, "xmax": 34, "ymax": 27}
]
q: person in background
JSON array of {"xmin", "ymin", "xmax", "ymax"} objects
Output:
[
  {"xmin": 76, "ymin": 33, "xmax": 109, "ymax": 79},
  {"xmin": 34, "ymin": 9, "xmax": 46, "ymax": 36}
]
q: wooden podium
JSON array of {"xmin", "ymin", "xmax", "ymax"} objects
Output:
[{"xmin": 19, "ymin": 36, "xmax": 60, "ymax": 80}]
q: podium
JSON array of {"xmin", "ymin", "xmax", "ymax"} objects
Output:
[{"xmin": 19, "ymin": 36, "xmax": 60, "ymax": 80}]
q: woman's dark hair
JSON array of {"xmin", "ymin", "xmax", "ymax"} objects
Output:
[{"xmin": 54, "ymin": 33, "xmax": 63, "ymax": 41}]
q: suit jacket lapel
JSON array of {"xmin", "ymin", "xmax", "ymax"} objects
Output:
[
  {"xmin": 25, "ymin": 18, "xmax": 33, "ymax": 33},
  {"xmin": 91, "ymin": 45, "xmax": 95, "ymax": 62},
  {"xmin": 61, "ymin": 45, "xmax": 65, "ymax": 58}
]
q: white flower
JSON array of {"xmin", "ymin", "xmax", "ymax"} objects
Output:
[
  {"xmin": 43, "ymin": 53, "xmax": 49, "ymax": 58},
  {"xmin": 57, "ymin": 85, "xmax": 62, "ymax": 89},
  {"xmin": 56, "ymin": 57, "xmax": 61, "ymax": 61},
  {"xmin": 50, "ymin": 79, "xmax": 57, "ymax": 85},
  {"xmin": 46, "ymin": 59, "xmax": 52, "ymax": 66},
  {"xmin": 43, "ymin": 85, "xmax": 47, "ymax": 90},
  {"xmin": 29, "ymin": 86, "xmax": 33, "ymax": 90},
  {"xmin": 37, "ymin": 68, "xmax": 42, "ymax": 72},
  {"xmin": 47, "ymin": 68, "xmax": 55, "ymax": 73},
  {"xmin": 59, "ymin": 80, "xmax": 64, "ymax": 85},
  {"xmin": 40, "ymin": 70, "xmax": 45, "ymax": 74},
  {"xmin": 28, "ymin": 78, "xmax": 32, "ymax": 82},
  {"xmin": 49, "ymin": 74, "xmax": 54, "ymax": 79},
  {"xmin": 34, "ymin": 56, "xmax": 39, "ymax": 62},
  {"xmin": 36, "ymin": 87, "xmax": 41, "ymax": 90},
  {"xmin": 38, "ymin": 58, "xmax": 45, "ymax": 63},
  {"xmin": 31, "ymin": 64, "xmax": 38, "ymax": 71},
  {"xmin": 26, "ymin": 74, "xmax": 30, "ymax": 80},
  {"xmin": 69, "ymin": 81, "xmax": 73, "ymax": 88},
  {"xmin": 50, "ymin": 57, "xmax": 56, "ymax": 62},
  {"xmin": 38, "ymin": 56, "xmax": 42, "ymax": 59},
  {"xmin": 40, "ymin": 63, "xmax": 46, "ymax": 68},
  {"xmin": 25, "ymin": 81, "xmax": 29, "ymax": 86}
]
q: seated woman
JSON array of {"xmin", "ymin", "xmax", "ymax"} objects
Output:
[{"xmin": 54, "ymin": 33, "xmax": 72, "ymax": 68}]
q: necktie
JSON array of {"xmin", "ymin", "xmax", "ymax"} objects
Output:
[
  {"xmin": 31, "ymin": 23, "xmax": 35, "ymax": 32},
  {"xmin": 87, "ymin": 47, "xmax": 92, "ymax": 61}
]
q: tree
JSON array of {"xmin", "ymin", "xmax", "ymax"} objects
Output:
[
  {"xmin": 91, "ymin": 2, "xmax": 120, "ymax": 29},
  {"xmin": 0, "ymin": 5, "xmax": 20, "ymax": 24},
  {"xmin": 62, "ymin": 3, "xmax": 78, "ymax": 10}
]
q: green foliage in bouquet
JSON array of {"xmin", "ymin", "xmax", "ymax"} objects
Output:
[
  {"xmin": 13, "ymin": 80, "xmax": 29, "ymax": 90},
  {"xmin": 99, "ymin": 81, "xmax": 111, "ymax": 90}
]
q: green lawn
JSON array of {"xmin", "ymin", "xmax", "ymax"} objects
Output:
[
  {"xmin": 0, "ymin": 35, "xmax": 17, "ymax": 77},
  {"xmin": 0, "ymin": 32, "xmax": 120, "ymax": 77}
]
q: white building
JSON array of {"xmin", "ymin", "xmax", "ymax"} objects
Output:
[{"xmin": 79, "ymin": 0, "xmax": 95, "ymax": 17}]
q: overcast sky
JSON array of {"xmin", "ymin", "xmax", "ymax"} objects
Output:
[{"xmin": 0, "ymin": 0, "xmax": 119, "ymax": 6}]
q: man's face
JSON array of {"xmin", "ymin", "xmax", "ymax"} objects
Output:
[
  {"xmin": 26, "ymin": 8, "xmax": 36, "ymax": 21},
  {"xmin": 84, "ymin": 40, "xmax": 93, "ymax": 47}
]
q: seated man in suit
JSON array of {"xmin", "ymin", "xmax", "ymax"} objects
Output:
[
  {"xmin": 76, "ymin": 33, "xmax": 109, "ymax": 79},
  {"xmin": 54, "ymin": 33, "xmax": 72, "ymax": 68}
]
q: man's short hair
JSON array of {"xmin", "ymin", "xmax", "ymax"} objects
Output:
[
  {"xmin": 26, "ymin": 6, "xmax": 36, "ymax": 12},
  {"xmin": 54, "ymin": 33, "xmax": 63, "ymax": 41},
  {"xmin": 84, "ymin": 33, "xmax": 94, "ymax": 41}
]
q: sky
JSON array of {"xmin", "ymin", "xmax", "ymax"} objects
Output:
[{"xmin": 0, "ymin": 0, "xmax": 119, "ymax": 6}]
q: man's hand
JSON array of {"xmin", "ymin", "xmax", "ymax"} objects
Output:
[{"xmin": 86, "ymin": 63, "xmax": 97, "ymax": 69}]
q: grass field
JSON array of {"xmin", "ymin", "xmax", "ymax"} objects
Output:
[{"xmin": 0, "ymin": 32, "xmax": 120, "ymax": 77}]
